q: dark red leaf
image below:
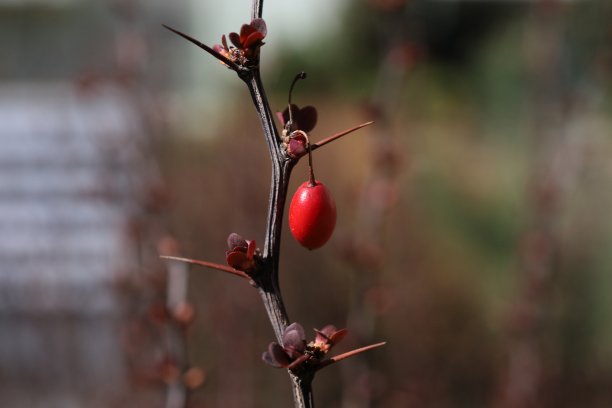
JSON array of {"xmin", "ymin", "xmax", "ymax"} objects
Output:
[
  {"xmin": 229, "ymin": 32, "xmax": 242, "ymax": 48},
  {"xmin": 264, "ymin": 342, "xmax": 292, "ymax": 368},
  {"xmin": 221, "ymin": 34, "xmax": 229, "ymax": 50},
  {"xmin": 226, "ymin": 250, "xmax": 250, "ymax": 270},
  {"xmin": 243, "ymin": 31, "xmax": 264, "ymax": 49},
  {"xmin": 283, "ymin": 323, "xmax": 306, "ymax": 358},
  {"xmin": 262, "ymin": 350, "xmax": 283, "ymax": 368},
  {"xmin": 319, "ymin": 325, "xmax": 337, "ymax": 337},
  {"xmin": 239, "ymin": 23, "xmax": 256, "ymax": 45},
  {"xmin": 280, "ymin": 104, "xmax": 317, "ymax": 133},
  {"xmin": 296, "ymin": 105, "xmax": 317, "ymax": 133},
  {"xmin": 281, "ymin": 104, "xmax": 299, "ymax": 128},
  {"xmin": 314, "ymin": 326, "xmax": 347, "ymax": 352},
  {"xmin": 246, "ymin": 240, "xmax": 256, "ymax": 260},
  {"xmin": 329, "ymin": 328, "xmax": 348, "ymax": 345},
  {"xmin": 276, "ymin": 111, "xmax": 287, "ymax": 127},
  {"xmin": 314, "ymin": 325, "xmax": 335, "ymax": 344},
  {"xmin": 227, "ymin": 233, "xmax": 247, "ymax": 251}
]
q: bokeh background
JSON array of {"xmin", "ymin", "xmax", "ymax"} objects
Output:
[{"xmin": 1, "ymin": 0, "xmax": 611, "ymax": 407}]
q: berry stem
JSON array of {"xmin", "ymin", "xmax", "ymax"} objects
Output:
[
  {"xmin": 287, "ymin": 72, "xmax": 307, "ymax": 133},
  {"xmin": 285, "ymin": 72, "xmax": 317, "ymax": 187},
  {"xmin": 306, "ymin": 133, "xmax": 316, "ymax": 187}
]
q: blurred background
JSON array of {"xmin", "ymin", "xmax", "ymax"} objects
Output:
[{"xmin": 1, "ymin": 0, "xmax": 611, "ymax": 407}]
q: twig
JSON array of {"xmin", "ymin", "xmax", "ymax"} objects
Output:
[
  {"xmin": 160, "ymin": 255, "xmax": 251, "ymax": 280},
  {"xmin": 318, "ymin": 342, "xmax": 387, "ymax": 371},
  {"xmin": 162, "ymin": 25, "xmax": 243, "ymax": 72},
  {"xmin": 310, "ymin": 121, "xmax": 374, "ymax": 152}
]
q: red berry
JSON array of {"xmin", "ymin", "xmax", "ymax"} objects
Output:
[{"xmin": 289, "ymin": 180, "xmax": 337, "ymax": 250}]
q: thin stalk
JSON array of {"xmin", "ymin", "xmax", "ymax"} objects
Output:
[
  {"xmin": 306, "ymin": 135, "xmax": 316, "ymax": 186},
  {"xmin": 162, "ymin": 25, "xmax": 242, "ymax": 72},
  {"xmin": 310, "ymin": 121, "xmax": 374, "ymax": 153},
  {"xmin": 252, "ymin": 0, "xmax": 264, "ymax": 20},
  {"xmin": 160, "ymin": 255, "xmax": 250, "ymax": 280}
]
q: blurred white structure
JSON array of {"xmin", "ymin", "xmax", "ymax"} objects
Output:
[{"xmin": 0, "ymin": 82, "xmax": 146, "ymax": 407}]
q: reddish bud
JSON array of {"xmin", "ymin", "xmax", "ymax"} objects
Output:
[
  {"xmin": 262, "ymin": 342, "xmax": 292, "ymax": 368},
  {"xmin": 183, "ymin": 367, "xmax": 206, "ymax": 389},
  {"xmin": 172, "ymin": 302, "xmax": 195, "ymax": 327},
  {"xmin": 282, "ymin": 322, "xmax": 307, "ymax": 359},
  {"xmin": 314, "ymin": 325, "xmax": 348, "ymax": 352},
  {"xmin": 225, "ymin": 233, "xmax": 257, "ymax": 271},
  {"xmin": 286, "ymin": 130, "xmax": 308, "ymax": 158},
  {"xmin": 148, "ymin": 301, "xmax": 169, "ymax": 324},
  {"xmin": 227, "ymin": 233, "xmax": 248, "ymax": 251},
  {"xmin": 158, "ymin": 358, "xmax": 181, "ymax": 384},
  {"xmin": 213, "ymin": 18, "xmax": 267, "ymax": 65}
]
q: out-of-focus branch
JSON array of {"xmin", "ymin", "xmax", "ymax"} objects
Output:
[
  {"xmin": 338, "ymin": 15, "xmax": 416, "ymax": 408},
  {"xmin": 162, "ymin": 239, "xmax": 190, "ymax": 408},
  {"xmin": 494, "ymin": 4, "xmax": 569, "ymax": 408}
]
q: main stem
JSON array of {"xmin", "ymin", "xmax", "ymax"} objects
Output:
[
  {"xmin": 291, "ymin": 373, "xmax": 315, "ymax": 408},
  {"xmin": 243, "ymin": 69, "xmax": 315, "ymax": 407},
  {"xmin": 246, "ymin": 3, "xmax": 316, "ymax": 406}
]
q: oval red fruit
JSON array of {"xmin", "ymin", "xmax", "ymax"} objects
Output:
[{"xmin": 289, "ymin": 180, "xmax": 337, "ymax": 250}]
